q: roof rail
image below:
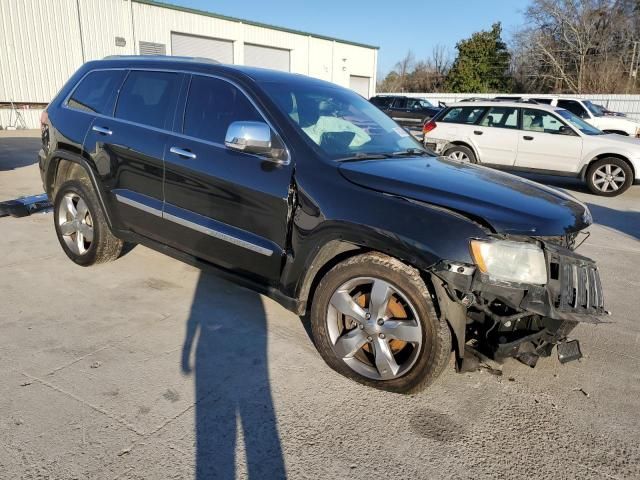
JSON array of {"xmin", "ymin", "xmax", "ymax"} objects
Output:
[{"xmin": 102, "ymin": 55, "xmax": 220, "ymax": 64}]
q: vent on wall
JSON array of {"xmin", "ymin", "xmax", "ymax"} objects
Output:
[{"xmin": 139, "ymin": 41, "xmax": 166, "ymax": 56}]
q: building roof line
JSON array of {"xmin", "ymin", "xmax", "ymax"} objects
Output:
[{"xmin": 133, "ymin": 0, "xmax": 380, "ymax": 50}]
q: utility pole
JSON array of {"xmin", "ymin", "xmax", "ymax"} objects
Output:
[{"xmin": 628, "ymin": 41, "xmax": 638, "ymax": 93}]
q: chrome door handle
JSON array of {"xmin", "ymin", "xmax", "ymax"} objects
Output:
[
  {"xmin": 170, "ymin": 147, "xmax": 197, "ymax": 159},
  {"xmin": 92, "ymin": 125, "xmax": 112, "ymax": 135}
]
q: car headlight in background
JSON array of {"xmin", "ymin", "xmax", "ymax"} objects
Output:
[{"xmin": 470, "ymin": 239, "xmax": 547, "ymax": 285}]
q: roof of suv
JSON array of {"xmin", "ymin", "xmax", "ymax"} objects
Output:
[
  {"xmin": 449, "ymin": 100, "xmax": 562, "ymax": 112},
  {"xmin": 90, "ymin": 55, "xmax": 336, "ymax": 88}
]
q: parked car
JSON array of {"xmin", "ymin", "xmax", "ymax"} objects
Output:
[
  {"xmin": 370, "ymin": 95, "xmax": 441, "ymax": 127},
  {"xmin": 40, "ymin": 57, "xmax": 605, "ymax": 393},
  {"xmin": 593, "ymin": 103, "xmax": 626, "ymax": 117},
  {"xmin": 424, "ymin": 100, "xmax": 640, "ymax": 196},
  {"xmin": 493, "ymin": 96, "xmax": 639, "ymax": 136}
]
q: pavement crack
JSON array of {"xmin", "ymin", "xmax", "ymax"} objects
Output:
[{"xmin": 21, "ymin": 372, "xmax": 145, "ymax": 437}]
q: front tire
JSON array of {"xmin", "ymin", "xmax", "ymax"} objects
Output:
[
  {"xmin": 443, "ymin": 145, "xmax": 477, "ymax": 163},
  {"xmin": 586, "ymin": 158, "xmax": 633, "ymax": 196},
  {"xmin": 53, "ymin": 179, "xmax": 124, "ymax": 266},
  {"xmin": 310, "ymin": 253, "xmax": 451, "ymax": 394}
]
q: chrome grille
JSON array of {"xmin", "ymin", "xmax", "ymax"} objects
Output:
[{"xmin": 557, "ymin": 262, "xmax": 604, "ymax": 314}]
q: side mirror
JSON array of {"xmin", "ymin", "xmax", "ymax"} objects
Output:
[
  {"xmin": 558, "ymin": 125, "xmax": 575, "ymax": 136},
  {"xmin": 225, "ymin": 121, "xmax": 285, "ymax": 161}
]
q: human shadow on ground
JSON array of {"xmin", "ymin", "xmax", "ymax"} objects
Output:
[
  {"xmin": 181, "ymin": 272, "xmax": 287, "ymax": 479},
  {"xmin": 0, "ymin": 136, "xmax": 41, "ymax": 171}
]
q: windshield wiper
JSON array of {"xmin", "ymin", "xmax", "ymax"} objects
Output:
[
  {"xmin": 390, "ymin": 148, "xmax": 431, "ymax": 157},
  {"xmin": 335, "ymin": 152, "xmax": 391, "ymax": 162}
]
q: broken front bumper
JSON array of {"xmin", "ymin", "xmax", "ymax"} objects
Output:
[{"xmin": 431, "ymin": 242, "xmax": 606, "ymax": 366}]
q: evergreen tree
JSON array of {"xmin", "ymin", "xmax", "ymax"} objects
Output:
[{"xmin": 445, "ymin": 23, "xmax": 512, "ymax": 93}]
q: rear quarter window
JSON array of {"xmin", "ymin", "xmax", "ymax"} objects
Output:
[
  {"xmin": 370, "ymin": 97, "xmax": 393, "ymax": 108},
  {"xmin": 67, "ymin": 70, "xmax": 125, "ymax": 115},
  {"xmin": 440, "ymin": 106, "xmax": 487, "ymax": 124}
]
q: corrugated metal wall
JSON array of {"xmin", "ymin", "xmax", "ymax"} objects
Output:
[
  {"xmin": 0, "ymin": 0, "xmax": 377, "ymax": 128},
  {"xmin": 0, "ymin": 0, "xmax": 84, "ymax": 103},
  {"xmin": 385, "ymin": 92, "xmax": 640, "ymax": 120}
]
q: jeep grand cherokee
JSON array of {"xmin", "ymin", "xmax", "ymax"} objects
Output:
[{"xmin": 39, "ymin": 56, "xmax": 605, "ymax": 393}]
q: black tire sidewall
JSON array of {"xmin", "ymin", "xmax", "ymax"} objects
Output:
[
  {"xmin": 53, "ymin": 180, "xmax": 101, "ymax": 266},
  {"xmin": 444, "ymin": 145, "xmax": 477, "ymax": 163},
  {"xmin": 310, "ymin": 255, "xmax": 445, "ymax": 394},
  {"xmin": 586, "ymin": 158, "xmax": 633, "ymax": 197}
]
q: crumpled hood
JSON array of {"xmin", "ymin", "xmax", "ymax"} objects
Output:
[{"xmin": 339, "ymin": 156, "xmax": 592, "ymax": 235}]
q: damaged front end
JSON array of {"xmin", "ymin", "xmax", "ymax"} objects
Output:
[{"xmin": 430, "ymin": 234, "xmax": 606, "ymax": 370}]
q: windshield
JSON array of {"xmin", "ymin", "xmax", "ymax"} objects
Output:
[
  {"xmin": 556, "ymin": 109, "xmax": 604, "ymax": 135},
  {"xmin": 262, "ymin": 83, "xmax": 428, "ymax": 160},
  {"xmin": 583, "ymin": 100, "xmax": 605, "ymax": 117}
]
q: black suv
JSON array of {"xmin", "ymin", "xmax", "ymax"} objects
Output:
[
  {"xmin": 370, "ymin": 95, "xmax": 441, "ymax": 127},
  {"xmin": 39, "ymin": 57, "xmax": 605, "ymax": 393}
]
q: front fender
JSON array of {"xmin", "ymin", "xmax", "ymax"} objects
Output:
[{"xmin": 282, "ymin": 189, "xmax": 491, "ymax": 304}]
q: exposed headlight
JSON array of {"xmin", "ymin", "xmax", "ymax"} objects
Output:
[{"xmin": 470, "ymin": 239, "xmax": 547, "ymax": 285}]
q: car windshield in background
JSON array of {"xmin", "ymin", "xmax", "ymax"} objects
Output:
[
  {"xmin": 583, "ymin": 100, "xmax": 605, "ymax": 117},
  {"xmin": 263, "ymin": 84, "xmax": 427, "ymax": 160},
  {"xmin": 556, "ymin": 109, "xmax": 604, "ymax": 135}
]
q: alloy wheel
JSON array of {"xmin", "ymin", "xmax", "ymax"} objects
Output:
[
  {"xmin": 57, "ymin": 192, "xmax": 94, "ymax": 255},
  {"xmin": 326, "ymin": 277, "xmax": 423, "ymax": 381},
  {"xmin": 592, "ymin": 164, "xmax": 626, "ymax": 193},
  {"xmin": 448, "ymin": 151, "xmax": 470, "ymax": 162}
]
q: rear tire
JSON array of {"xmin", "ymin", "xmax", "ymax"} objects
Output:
[
  {"xmin": 310, "ymin": 252, "xmax": 451, "ymax": 394},
  {"xmin": 586, "ymin": 158, "xmax": 633, "ymax": 196},
  {"xmin": 443, "ymin": 145, "xmax": 477, "ymax": 164},
  {"xmin": 53, "ymin": 179, "xmax": 124, "ymax": 266}
]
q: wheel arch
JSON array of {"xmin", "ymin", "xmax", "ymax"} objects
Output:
[
  {"xmin": 46, "ymin": 151, "xmax": 115, "ymax": 228},
  {"xmin": 295, "ymin": 240, "xmax": 368, "ymax": 314},
  {"xmin": 601, "ymin": 129, "xmax": 629, "ymax": 136},
  {"xmin": 445, "ymin": 141, "xmax": 479, "ymax": 161},
  {"xmin": 582, "ymin": 153, "xmax": 635, "ymax": 181}
]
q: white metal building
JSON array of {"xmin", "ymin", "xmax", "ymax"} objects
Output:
[{"xmin": 0, "ymin": 0, "xmax": 378, "ymax": 129}]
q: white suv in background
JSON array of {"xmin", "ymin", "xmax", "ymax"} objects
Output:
[
  {"xmin": 495, "ymin": 96, "xmax": 640, "ymax": 137},
  {"xmin": 423, "ymin": 100, "xmax": 640, "ymax": 196}
]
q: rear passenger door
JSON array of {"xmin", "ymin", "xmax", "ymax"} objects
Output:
[
  {"xmin": 162, "ymin": 74, "xmax": 293, "ymax": 282},
  {"xmin": 472, "ymin": 106, "xmax": 520, "ymax": 166},
  {"xmin": 388, "ymin": 97, "xmax": 409, "ymax": 124},
  {"xmin": 83, "ymin": 69, "xmax": 184, "ymax": 240}
]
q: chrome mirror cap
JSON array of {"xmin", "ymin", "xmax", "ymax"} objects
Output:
[{"xmin": 225, "ymin": 121, "xmax": 273, "ymax": 155}]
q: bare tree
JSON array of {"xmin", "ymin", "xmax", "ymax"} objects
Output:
[{"xmin": 516, "ymin": 0, "xmax": 639, "ymax": 93}]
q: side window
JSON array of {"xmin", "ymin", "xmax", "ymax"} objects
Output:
[
  {"xmin": 183, "ymin": 75, "xmax": 263, "ymax": 144},
  {"xmin": 67, "ymin": 70, "xmax": 125, "ymax": 115},
  {"xmin": 479, "ymin": 107, "xmax": 518, "ymax": 129},
  {"xmin": 522, "ymin": 109, "xmax": 565, "ymax": 134},
  {"xmin": 440, "ymin": 107, "xmax": 487, "ymax": 124},
  {"xmin": 406, "ymin": 98, "xmax": 419, "ymax": 109},
  {"xmin": 374, "ymin": 97, "xmax": 393, "ymax": 108},
  {"xmin": 393, "ymin": 98, "xmax": 407, "ymax": 109},
  {"xmin": 557, "ymin": 100, "xmax": 588, "ymax": 118},
  {"xmin": 115, "ymin": 70, "xmax": 182, "ymax": 129}
]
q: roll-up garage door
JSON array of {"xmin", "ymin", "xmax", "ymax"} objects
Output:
[
  {"xmin": 171, "ymin": 32, "xmax": 233, "ymax": 64},
  {"xmin": 349, "ymin": 76, "xmax": 371, "ymax": 98},
  {"xmin": 244, "ymin": 44, "xmax": 290, "ymax": 72}
]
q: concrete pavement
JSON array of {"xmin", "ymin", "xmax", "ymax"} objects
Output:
[{"xmin": 1, "ymin": 130, "xmax": 639, "ymax": 479}]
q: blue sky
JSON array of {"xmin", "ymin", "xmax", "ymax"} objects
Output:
[{"xmin": 161, "ymin": 0, "xmax": 530, "ymax": 75}]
